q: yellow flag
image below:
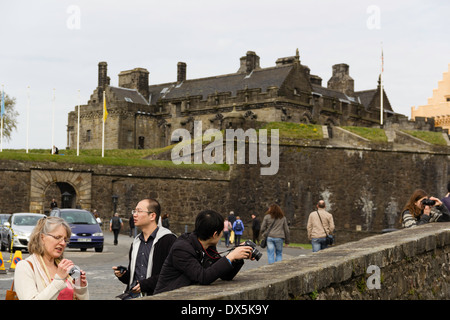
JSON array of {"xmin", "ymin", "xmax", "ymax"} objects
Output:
[{"xmin": 103, "ymin": 91, "xmax": 108, "ymax": 122}]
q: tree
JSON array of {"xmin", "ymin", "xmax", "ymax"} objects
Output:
[{"xmin": 1, "ymin": 93, "xmax": 19, "ymax": 141}]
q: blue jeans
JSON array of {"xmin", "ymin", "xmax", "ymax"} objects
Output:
[
  {"xmin": 223, "ymin": 231, "xmax": 230, "ymax": 247},
  {"xmin": 266, "ymin": 237, "xmax": 284, "ymax": 264},
  {"xmin": 311, "ymin": 237, "xmax": 328, "ymax": 252}
]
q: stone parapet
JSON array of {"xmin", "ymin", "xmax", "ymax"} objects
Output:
[{"xmin": 146, "ymin": 222, "xmax": 450, "ymax": 300}]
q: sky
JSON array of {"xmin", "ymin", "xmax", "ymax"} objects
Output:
[{"xmin": 0, "ymin": 0, "xmax": 449, "ymax": 150}]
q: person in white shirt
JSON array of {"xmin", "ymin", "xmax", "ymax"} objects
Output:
[{"xmin": 14, "ymin": 216, "xmax": 89, "ymax": 300}]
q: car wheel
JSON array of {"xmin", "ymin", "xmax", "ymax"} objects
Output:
[
  {"xmin": 80, "ymin": 248, "xmax": 87, "ymax": 252},
  {"xmin": 95, "ymin": 246, "xmax": 103, "ymax": 253}
]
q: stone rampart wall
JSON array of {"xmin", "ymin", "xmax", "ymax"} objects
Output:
[{"xmin": 146, "ymin": 222, "xmax": 450, "ymax": 300}]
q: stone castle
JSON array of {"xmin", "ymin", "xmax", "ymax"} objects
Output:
[{"xmin": 66, "ymin": 50, "xmax": 409, "ymax": 150}]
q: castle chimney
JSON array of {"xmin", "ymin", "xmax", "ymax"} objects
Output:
[
  {"xmin": 98, "ymin": 62, "xmax": 109, "ymax": 89},
  {"xmin": 327, "ymin": 63, "xmax": 354, "ymax": 95},
  {"xmin": 238, "ymin": 51, "xmax": 261, "ymax": 74},
  {"xmin": 177, "ymin": 62, "xmax": 187, "ymax": 83}
]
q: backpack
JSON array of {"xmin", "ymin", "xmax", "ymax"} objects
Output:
[{"xmin": 234, "ymin": 220, "xmax": 243, "ymax": 232}]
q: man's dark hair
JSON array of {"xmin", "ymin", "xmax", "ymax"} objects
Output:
[
  {"xmin": 143, "ymin": 198, "xmax": 161, "ymax": 222},
  {"xmin": 194, "ymin": 210, "xmax": 224, "ymax": 241}
]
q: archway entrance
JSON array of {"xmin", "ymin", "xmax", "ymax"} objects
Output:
[
  {"xmin": 45, "ymin": 182, "xmax": 77, "ymax": 212},
  {"xmin": 29, "ymin": 169, "xmax": 92, "ymax": 214}
]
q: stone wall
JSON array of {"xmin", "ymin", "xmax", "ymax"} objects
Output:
[
  {"xmin": 146, "ymin": 222, "xmax": 450, "ymax": 300},
  {"xmin": 0, "ymin": 137, "xmax": 449, "ymax": 244}
]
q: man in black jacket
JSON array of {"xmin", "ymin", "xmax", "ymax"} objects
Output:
[
  {"xmin": 154, "ymin": 209, "xmax": 254, "ymax": 294},
  {"xmin": 113, "ymin": 198, "xmax": 176, "ymax": 298}
]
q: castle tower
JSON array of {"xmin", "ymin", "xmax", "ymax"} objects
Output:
[{"xmin": 327, "ymin": 63, "xmax": 354, "ymax": 96}]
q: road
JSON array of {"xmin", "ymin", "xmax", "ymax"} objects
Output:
[{"xmin": 0, "ymin": 232, "xmax": 312, "ymax": 300}]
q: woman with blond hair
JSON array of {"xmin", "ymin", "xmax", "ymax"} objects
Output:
[
  {"xmin": 14, "ymin": 216, "xmax": 89, "ymax": 300},
  {"xmin": 401, "ymin": 189, "xmax": 450, "ymax": 228},
  {"xmin": 260, "ymin": 204, "xmax": 290, "ymax": 264}
]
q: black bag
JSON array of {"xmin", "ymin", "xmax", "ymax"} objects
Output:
[
  {"xmin": 317, "ymin": 210, "xmax": 334, "ymax": 246},
  {"xmin": 260, "ymin": 219, "xmax": 276, "ymax": 248}
]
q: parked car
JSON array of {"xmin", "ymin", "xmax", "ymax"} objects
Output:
[
  {"xmin": 1, "ymin": 213, "xmax": 45, "ymax": 252},
  {"xmin": 50, "ymin": 208, "xmax": 104, "ymax": 252}
]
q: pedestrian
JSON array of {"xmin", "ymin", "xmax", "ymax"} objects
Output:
[
  {"xmin": 14, "ymin": 216, "xmax": 89, "ymax": 300},
  {"xmin": 223, "ymin": 217, "xmax": 232, "ymax": 247},
  {"xmin": 232, "ymin": 216, "xmax": 244, "ymax": 246},
  {"xmin": 161, "ymin": 213, "xmax": 170, "ymax": 228},
  {"xmin": 228, "ymin": 211, "xmax": 236, "ymax": 244},
  {"xmin": 401, "ymin": 189, "xmax": 450, "ymax": 228},
  {"xmin": 113, "ymin": 199, "xmax": 176, "ymax": 298},
  {"xmin": 154, "ymin": 209, "xmax": 254, "ymax": 294},
  {"xmin": 50, "ymin": 198, "xmax": 58, "ymax": 210},
  {"xmin": 307, "ymin": 200, "xmax": 335, "ymax": 252},
  {"xmin": 251, "ymin": 214, "xmax": 261, "ymax": 245},
  {"xmin": 110, "ymin": 212, "xmax": 123, "ymax": 245},
  {"xmin": 129, "ymin": 212, "xmax": 136, "ymax": 237},
  {"xmin": 93, "ymin": 210, "xmax": 102, "ymax": 227},
  {"xmin": 441, "ymin": 182, "xmax": 450, "ymax": 211},
  {"xmin": 260, "ymin": 204, "xmax": 290, "ymax": 264}
]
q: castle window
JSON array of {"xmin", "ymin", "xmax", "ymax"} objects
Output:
[
  {"xmin": 127, "ymin": 130, "xmax": 133, "ymax": 142},
  {"xmin": 86, "ymin": 130, "xmax": 91, "ymax": 142}
]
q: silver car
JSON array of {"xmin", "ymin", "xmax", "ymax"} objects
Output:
[{"xmin": 1, "ymin": 213, "xmax": 45, "ymax": 252}]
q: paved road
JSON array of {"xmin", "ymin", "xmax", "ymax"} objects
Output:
[{"xmin": 1, "ymin": 232, "xmax": 312, "ymax": 300}]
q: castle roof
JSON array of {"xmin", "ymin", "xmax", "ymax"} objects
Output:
[
  {"xmin": 147, "ymin": 64, "xmax": 294, "ymax": 105},
  {"xmin": 109, "ymin": 86, "xmax": 149, "ymax": 105}
]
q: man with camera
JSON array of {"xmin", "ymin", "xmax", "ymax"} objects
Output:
[
  {"xmin": 113, "ymin": 199, "xmax": 176, "ymax": 299},
  {"xmin": 154, "ymin": 209, "xmax": 256, "ymax": 295}
]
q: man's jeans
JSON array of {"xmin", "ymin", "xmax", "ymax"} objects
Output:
[{"xmin": 311, "ymin": 237, "xmax": 328, "ymax": 252}]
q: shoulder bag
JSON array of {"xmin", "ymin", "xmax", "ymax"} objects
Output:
[
  {"xmin": 5, "ymin": 260, "xmax": 34, "ymax": 300},
  {"xmin": 316, "ymin": 210, "xmax": 334, "ymax": 246},
  {"xmin": 260, "ymin": 219, "xmax": 276, "ymax": 248}
]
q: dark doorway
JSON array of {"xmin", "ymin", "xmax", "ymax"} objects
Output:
[
  {"xmin": 45, "ymin": 182, "xmax": 77, "ymax": 213},
  {"xmin": 138, "ymin": 136, "xmax": 145, "ymax": 149}
]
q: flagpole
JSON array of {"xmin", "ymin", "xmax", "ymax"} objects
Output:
[
  {"xmin": 26, "ymin": 86, "xmax": 30, "ymax": 154},
  {"xmin": 1, "ymin": 85, "xmax": 4, "ymax": 152},
  {"xmin": 51, "ymin": 88, "xmax": 55, "ymax": 154},
  {"xmin": 102, "ymin": 90, "xmax": 105, "ymax": 158},
  {"xmin": 380, "ymin": 42, "xmax": 384, "ymax": 126},
  {"xmin": 77, "ymin": 89, "xmax": 80, "ymax": 156}
]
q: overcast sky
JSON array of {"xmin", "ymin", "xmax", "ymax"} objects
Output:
[{"xmin": 1, "ymin": 0, "xmax": 449, "ymax": 150}]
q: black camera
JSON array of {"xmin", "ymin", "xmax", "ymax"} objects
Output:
[
  {"xmin": 116, "ymin": 265, "xmax": 127, "ymax": 273},
  {"xmin": 421, "ymin": 198, "xmax": 436, "ymax": 206},
  {"xmin": 241, "ymin": 240, "xmax": 262, "ymax": 261}
]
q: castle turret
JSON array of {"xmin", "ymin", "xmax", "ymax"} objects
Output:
[{"xmin": 118, "ymin": 67, "xmax": 150, "ymax": 101}]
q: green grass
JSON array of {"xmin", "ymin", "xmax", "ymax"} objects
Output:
[
  {"xmin": 402, "ymin": 130, "xmax": 448, "ymax": 145},
  {"xmin": 342, "ymin": 126, "xmax": 388, "ymax": 142},
  {"xmin": 261, "ymin": 122, "xmax": 323, "ymax": 140},
  {"xmin": 0, "ymin": 149, "xmax": 229, "ymax": 171}
]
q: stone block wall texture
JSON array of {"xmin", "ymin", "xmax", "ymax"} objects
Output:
[
  {"xmin": 146, "ymin": 222, "xmax": 450, "ymax": 300},
  {"xmin": 0, "ymin": 142, "xmax": 449, "ymax": 244}
]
